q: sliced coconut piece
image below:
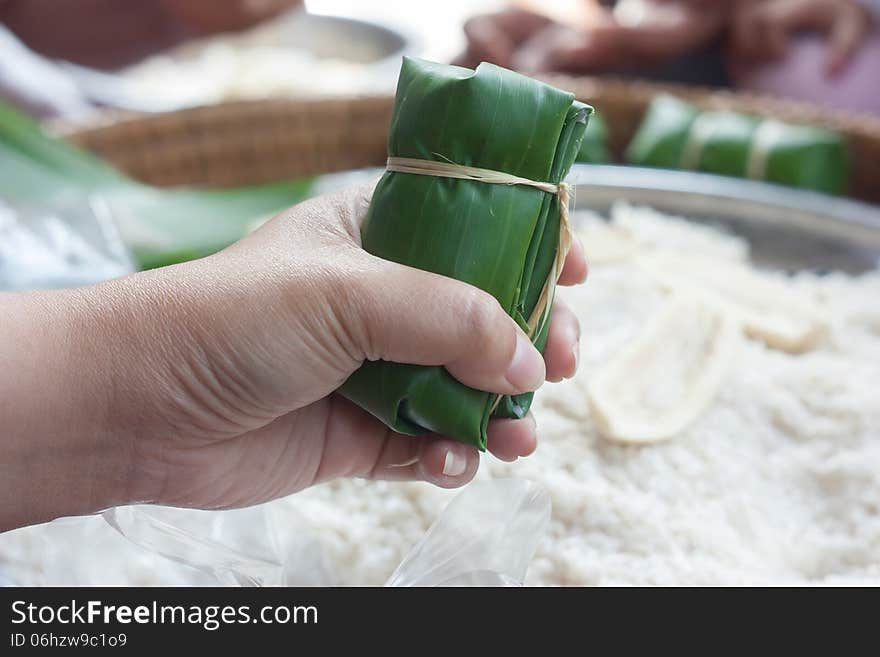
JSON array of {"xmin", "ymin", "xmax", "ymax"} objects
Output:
[
  {"xmin": 589, "ymin": 292, "xmax": 739, "ymax": 444},
  {"xmin": 640, "ymin": 252, "xmax": 827, "ymax": 353}
]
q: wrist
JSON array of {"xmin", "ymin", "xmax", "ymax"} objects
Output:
[
  {"xmin": 0, "ymin": 288, "xmax": 137, "ymax": 530},
  {"xmin": 64, "ymin": 267, "xmax": 202, "ymax": 511},
  {"xmin": 70, "ymin": 259, "xmax": 273, "ymax": 510}
]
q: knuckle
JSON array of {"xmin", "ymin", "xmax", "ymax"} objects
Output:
[{"xmin": 460, "ymin": 288, "xmax": 508, "ymax": 355}]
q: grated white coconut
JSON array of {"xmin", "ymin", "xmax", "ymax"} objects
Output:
[{"xmin": 1, "ymin": 203, "xmax": 878, "ymax": 585}]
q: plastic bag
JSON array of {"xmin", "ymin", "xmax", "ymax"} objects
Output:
[
  {"xmin": 0, "ymin": 196, "xmax": 133, "ymax": 290},
  {"xmin": 386, "ymin": 479, "xmax": 550, "ymax": 586},
  {"xmin": 0, "ymin": 514, "xmax": 212, "ymax": 586},
  {"xmin": 102, "ymin": 479, "xmax": 550, "ymax": 587},
  {"xmin": 104, "ymin": 504, "xmax": 331, "ymax": 587}
]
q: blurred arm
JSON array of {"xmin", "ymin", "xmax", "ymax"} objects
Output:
[{"xmin": 0, "ymin": 0, "xmax": 302, "ymax": 69}]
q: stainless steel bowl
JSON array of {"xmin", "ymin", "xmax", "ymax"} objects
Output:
[
  {"xmin": 274, "ymin": 12, "xmax": 409, "ymax": 64},
  {"xmin": 63, "ymin": 12, "xmax": 410, "ymax": 113},
  {"xmin": 570, "ymin": 165, "xmax": 880, "ymax": 274}
]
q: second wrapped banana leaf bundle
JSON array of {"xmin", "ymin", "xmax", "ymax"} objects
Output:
[
  {"xmin": 340, "ymin": 58, "xmax": 592, "ymax": 450},
  {"xmin": 627, "ymin": 95, "xmax": 849, "ymax": 195}
]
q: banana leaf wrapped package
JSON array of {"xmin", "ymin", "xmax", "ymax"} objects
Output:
[
  {"xmin": 340, "ymin": 58, "xmax": 592, "ymax": 450},
  {"xmin": 627, "ymin": 95, "xmax": 849, "ymax": 195}
]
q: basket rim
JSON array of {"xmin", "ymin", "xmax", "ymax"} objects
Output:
[{"xmin": 59, "ymin": 78, "xmax": 880, "ymax": 139}]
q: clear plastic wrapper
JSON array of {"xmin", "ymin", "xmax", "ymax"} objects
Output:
[
  {"xmin": 0, "ymin": 514, "xmax": 212, "ymax": 586},
  {"xmin": 103, "ymin": 504, "xmax": 331, "ymax": 587},
  {"xmin": 0, "ymin": 196, "xmax": 133, "ymax": 290},
  {"xmin": 99, "ymin": 479, "xmax": 550, "ymax": 587},
  {"xmin": 386, "ymin": 479, "xmax": 550, "ymax": 586}
]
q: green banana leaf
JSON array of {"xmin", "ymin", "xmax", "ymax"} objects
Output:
[
  {"xmin": 340, "ymin": 58, "xmax": 591, "ymax": 450},
  {"xmin": 627, "ymin": 94, "xmax": 849, "ymax": 195},
  {"xmin": 0, "ymin": 100, "xmax": 312, "ymax": 268},
  {"xmin": 626, "ymin": 95, "xmax": 699, "ymax": 169},
  {"xmin": 762, "ymin": 123, "xmax": 849, "ymax": 196},
  {"xmin": 575, "ymin": 112, "xmax": 610, "ymax": 164},
  {"xmin": 690, "ymin": 112, "xmax": 759, "ymax": 177},
  {"xmin": 0, "ymin": 101, "xmax": 125, "ymax": 187}
]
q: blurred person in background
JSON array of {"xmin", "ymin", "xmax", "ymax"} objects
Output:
[
  {"xmin": 457, "ymin": 0, "xmax": 880, "ymax": 114},
  {"xmin": 457, "ymin": 0, "xmax": 732, "ymax": 85},
  {"xmin": 731, "ymin": 0, "xmax": 880, "ymax": 114}
]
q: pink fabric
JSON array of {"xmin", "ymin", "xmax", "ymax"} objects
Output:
[{"xmin": 733, "ymin": 31, "xmax": 880, "ymax": 116}]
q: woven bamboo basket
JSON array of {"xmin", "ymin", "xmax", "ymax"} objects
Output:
[{"xmin": 65, "ymin": 76, "xmax": 880, "ymax": 204}]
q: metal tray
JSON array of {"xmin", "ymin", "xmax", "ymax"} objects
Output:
[
  {"xmin": 570, "ymin": 165, "xmax": 880, "ymax": 273},
  {"xmin": 316, "ymin": 164, "xmax": 880, "ymax": 274}
]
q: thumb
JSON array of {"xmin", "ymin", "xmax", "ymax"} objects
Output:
[{"xmin": 338, "ymin": 256, "xmax": 546, "ymax": 396}]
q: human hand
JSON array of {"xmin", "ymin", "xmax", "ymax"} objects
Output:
[
  {"xmin": 55, "ymin": 185, "xmax": 584, "ymax": 517},
  {"xmin": 730, "ymin": 0, "xmax": 872, "ymax": 76},
  {"xmin": 455, "ymin": 1, "xmax": 727, "ymax": 74}
]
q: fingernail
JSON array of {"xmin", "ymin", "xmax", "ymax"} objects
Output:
[
  {"xmin": 442, "ymin": 448, "xmax": 467, "ymax": 477},
  {"xmin": 506, "ymin": 333, "xmax": 545, "ymax": 392}
]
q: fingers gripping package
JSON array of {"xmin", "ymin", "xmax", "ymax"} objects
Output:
[{"xmin": 339, "ymin": 57, "xmax": 592, "ymax": 450}]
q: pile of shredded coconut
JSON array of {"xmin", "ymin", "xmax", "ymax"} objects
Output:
[
  {"xmin": 122, "ymin": 44, "xmax": 386, "ymax": 105},
  {"xmin": 2, "ymin": 203, "xmax": 878, "ymax": 585},
  {"xmin": 119, "ymin": 16, "xmax": 398, "ymax": 106}
]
